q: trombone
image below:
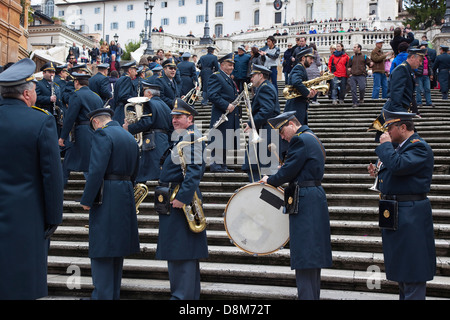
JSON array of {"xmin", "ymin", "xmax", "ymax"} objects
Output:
[
  {"xmin": 241, "ymin": 82, "xmax": 262, "ymax": 182},
  {"xmin": 242, "ymin": 82, "xmax": 261, "ymax": 145}
]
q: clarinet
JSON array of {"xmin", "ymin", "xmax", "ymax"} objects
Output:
[{"xmin": 50, "ymin": 76, "xmax": 63, "ymax": 126}]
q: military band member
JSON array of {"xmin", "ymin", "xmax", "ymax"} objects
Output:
[
  {"xmin": 208, "ymin": 53, "xmax": 239, "ymax": 172},
  {"xmin": 198, "ymin": 46, "xmax": 219, "ymax": 106},
  {"xmin": 54, "ymin": 63, "xmax": 69, "ymax": 92},
  {"xmin": 80, "ymin": 108, "xmax": 140, "ymax": 300},
  {"xmin": 113, "ymin": 61, "xmax": 138, "ymax": 125},
  {"xmin": 372, "ymin": 48, "xmax": 426, "ymax": 142},
  {"xmin": 145, "ymin": 64, "xmax": 163, "ymax": 84},
  {"xmin": 89, "ymin": 63, "xmax": 113, "ymax": 104},
  {"xmin": 383, "ymin": 48, "xmax": 426, "ymax": 113},
  {"xmin": 61, "ymin": 63, "xmax": 90, "ymax": 108},
  {"xmin": 242, "ymin": 64, "xmax": 280, "ymax": 182},
  {"xmin": 123, "ymin": 82, "xmax": 173, "ymax": 183},
  {"xmin": 156, "ymin": 98, "xmax": 208, "ymax": 300},
  {"xmin": 35, "ymin": 61, "xmax": 64, "ymax": 134},
  {"xmin": 134, "ymin": 66, "xmax": 146, "ymax": 97},
  {"xmin": 283, "ymin": 47, "xmax": 318, "ymax": 125},
  {"xmin": 261, "ymin": 111, "xmax": 332, "ymax": 300},
  {"xmin": 368, "ymin": 110, "xmax": 435, "ymax": 300},
  {"xmin": 0, "ymin": 58, "xmax": 64, "ymax": 299},
  {"xmin": 59, "ymin": 73, "xmax": 104, "ymax": 185},
  {"xmin": 178, "ymin": 52, "xmax": 198, "ymax": 97},
  {"xmin": 156, "ymin": 58, "xmax": 181, "ymax": 109},
  {"xmin": 432, "ymin": 45, "xmax": 450, "ymax": 100}
]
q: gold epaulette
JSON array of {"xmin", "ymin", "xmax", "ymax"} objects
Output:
[{"xmin": 31, "ymin": 106, "xmax": 51, "ymax": 116}]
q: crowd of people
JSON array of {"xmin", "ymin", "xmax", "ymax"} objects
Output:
[
  {"xmin": 280, "ymin": 26, "xmax": 449, "ymax": 113},
  {"xmin": 0, "ymin": 20, "xmax": 449, "ymax": 302},
  {"xmin": 66, "ymin": 40, "xmax": 124, "ymax": 66}
]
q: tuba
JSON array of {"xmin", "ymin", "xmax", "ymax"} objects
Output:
[
  {"xmin": 283, "ymin": 72, "xmax": 335, "ymax": 99},
  {"xmin": 124, "ymin": 97, "xmax": 151, "ymax": 147},
  {"xmin": 170, "ymin": 136, "xmax": 208, "ymax": 233}
]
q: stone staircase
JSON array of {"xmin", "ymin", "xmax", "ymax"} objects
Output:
[{"xmin": 46, "ymin": 80, "xmax": 450, "ymax": 300}]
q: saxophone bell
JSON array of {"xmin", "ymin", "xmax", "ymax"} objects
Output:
[
  {"xmin": 134, "ymin": 183, "xmax": 149, "ymax": 214},
  {"xmin": 169, "ymin": 137, "xmax": 208, "ymax": 233}
]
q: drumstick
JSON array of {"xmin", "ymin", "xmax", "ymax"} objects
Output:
[{"xmin": 268, "ymin": 143, "xmax": 282, "ymax": 165}]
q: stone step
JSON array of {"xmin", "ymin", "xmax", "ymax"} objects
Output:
[
  {"xmin": 46, "ymin": 256, "xmax": 450, "ymax": 300},
  {"xmin": 51, "ymin": 220, "xmax": 450, "ymax": 257},
  {"xmin": 50, "ymin": 91, "xmax": 450, "ymax": 300}
]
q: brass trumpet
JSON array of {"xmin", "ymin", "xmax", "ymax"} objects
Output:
[
  {"xmin": 283, "ymin": 72, "xmax": 335, "ymax": 100},
  {"xmin": 367, "ymin": 114, "xmax": 387, "ymax": 133},
  {"xmin": 368, "ymin": 160, "xmax": 382, "ymax": 192},
  {"xmin": 183, "ymin": 78, "xmax": 202, "ymax": 105}
]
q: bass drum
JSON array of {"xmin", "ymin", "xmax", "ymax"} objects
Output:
[{"xmin": 224, "ymin": 183, "xmax": 289, "ymax": 256}]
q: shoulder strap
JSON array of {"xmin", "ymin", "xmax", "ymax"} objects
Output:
[{"xmin": 31, "ymin": 105, "xmax": 51, "ymax": 116}]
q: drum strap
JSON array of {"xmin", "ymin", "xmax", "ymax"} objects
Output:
[{"xmin": 299, "ymin": 131, "xmax": 326, "ymax": 162}]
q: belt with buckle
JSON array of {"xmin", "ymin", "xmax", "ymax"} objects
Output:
[{"xmin": 380, "ymin": 194, "xmax": 427, "ymax": 202}]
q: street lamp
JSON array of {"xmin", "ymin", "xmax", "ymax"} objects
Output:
[
  {"xmin": 442, "ymin": 0, "xmax": 450, "ymax": 33},
  {"xmin": 200, "ymin": 0, "xmax": 213, "ymax": 45},
  {"xmin": 114, "ymin": 33, "xmax": 119, "ymax": 43},
  {"xmin": 144, "ymin": 0, "xmax": 155, "ymax": 55},
  {"xmin": 283, "ymin": 0, "xmax": 290, "ymax": 26}
]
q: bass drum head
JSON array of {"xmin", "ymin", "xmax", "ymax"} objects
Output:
[{"xmin": 224, "ymin": 183, "xmax": 289, "ymax": 256}]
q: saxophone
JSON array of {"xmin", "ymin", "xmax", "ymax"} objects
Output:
[
  {"xmin": 50, "ymin": 76, "xmax": 63, "ymax": 126},
  {"xmin": 170, "ymin": 136, "xmax": 208, "ymax": 233},
  {"xmin": 283, "ymin": 72, "xmax": 335, "ymax": 99}
]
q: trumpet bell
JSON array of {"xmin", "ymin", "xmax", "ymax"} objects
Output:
[
  {"xmin": 368, "ymin": 178, "xmax": 380, "ymax": 192},
  {"xmin": 367, "ymin": 115, "xmax": 387, "ymax": 133}
]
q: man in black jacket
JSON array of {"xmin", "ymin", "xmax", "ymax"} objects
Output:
[{"xmin": 390, "ymin": 27, "xmax": 419, "ymax": 56}]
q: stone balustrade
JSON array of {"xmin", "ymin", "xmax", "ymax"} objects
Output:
[{"xmin": 145, "ymin": 21, "xmax": 446, "ymax": 60}]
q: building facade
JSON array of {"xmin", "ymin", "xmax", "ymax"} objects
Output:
[
  {"xmin": 1, "ymin": 0, "xmax": 30, "ymax": 65},
  {"xmin": 44, "ymin": 0, "xmax": 402, "ymax": 46}
]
